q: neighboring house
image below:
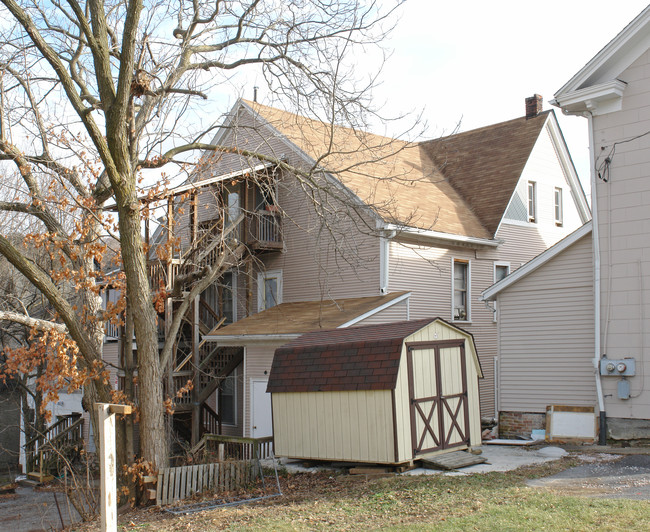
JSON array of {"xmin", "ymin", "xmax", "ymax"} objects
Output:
[
  {"xmin": 482, "ymin": 5, "xmax": 650, "ymax": 441},
  {"xmin": 180, "ymin": 95, "xmax": 590, "ymax": 442}
]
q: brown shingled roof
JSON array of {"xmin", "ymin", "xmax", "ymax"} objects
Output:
[
  {"xmin": 207, "ymin": 292, "xmax": 409, "ymax": 337},
  {"xmin": 266, "ymin": 318, "xmax": 435, "ymax": 393},
  {"xmin": 242, "ymin": 100, "xmax": 490, "ymax": 239},
  {"xmin": 240, "ymin": 101, "xmax": 552, "ymax": 239},
  {"xmin": 420, "ymin": 111, "xmax": 551, "ymax": 236}
]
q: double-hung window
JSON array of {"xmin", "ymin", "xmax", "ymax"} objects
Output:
[
  {"xmin": 452, "ymin": 259, "xmax": 470, "ymax": 321},
  {"xmin": 258, "ymin": 270, "xmax": 282, "ymax": 312},
  {"xmin": 218, "ymin": 368, "xmax": 237, "ymax": 425},
  {"xmin": 554, "ymin": 187, "xmax": 563, "ymax": 226},
  {"xmin": 527, "ymin": 181, "xmax": 537, "ymax": 223},
  {"xmin": 493, "ymin": 262, "xmax": 510, "ymax": 322}
]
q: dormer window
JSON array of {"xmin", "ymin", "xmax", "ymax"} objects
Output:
[{"xmin": 527, "ymin": 181, "xmax": 537, "ymax": 223}]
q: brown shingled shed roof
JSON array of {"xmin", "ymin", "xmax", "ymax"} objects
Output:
[{"xmin": 267, "ymin": 318, "xmax": 436, "ymax": 393}]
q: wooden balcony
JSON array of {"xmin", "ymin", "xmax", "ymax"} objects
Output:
[{"xmin": 246, "ymin": 210, "xmax": 283, "ymax": 251}]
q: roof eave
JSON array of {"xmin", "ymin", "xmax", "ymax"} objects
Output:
[
  {"xmin": 202, "ymin": 333, "xmax": 301, "ymax": 345},
  {"xmin": 480, "ymin": 221, "xmax": 593, "ymax": 301},
  {"xmin": 551, "ymin": 79, "xmax": 627, "ymax": 117},
  {"xmin": 385, "ymin": 224, "xmax": 500, "ymax": 249}
]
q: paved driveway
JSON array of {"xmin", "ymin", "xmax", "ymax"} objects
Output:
[{"xmin": 528, "ymin": 454, "xmax": 650, "ymax": 500}]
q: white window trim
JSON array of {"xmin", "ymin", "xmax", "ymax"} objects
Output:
[
  {"xmin": 218, "ymin": 366, "xmax": 238, "ymax": 426},
  {"xmin": 493, "ymin": 262, "xmax": 511, "ymax": 282},
  {"xmin": 451, "ymin": 258, "xmax": 471, "ymax": 323},
  {"xmin": 257, "ymin": 269, "xmax": 283, "ymax": 312},
  {"xmin": 230, "ymin": 271, "xmax": 238, "ymax": 323},
  {"xmin": 527, "ymin": 181, "xmax": 537, "ymax": 223},
  {"xmin": 554, "ymin": 187, "xmax": 563, "ymax": 226},
  {"xmin": 492, "ymin": 262, "xmax": 511, "ymax": 323}
]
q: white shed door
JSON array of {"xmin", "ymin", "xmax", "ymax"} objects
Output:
[{"xmin": 251, "ymin": 379, "xmax": 273, "ymax": 438}]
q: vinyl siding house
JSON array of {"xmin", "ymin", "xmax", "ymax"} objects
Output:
[
  {"xmin": 482, "ymin": 5, "xmax": 650, "ymax": 441},
  {"xmin": 191, "ymin": 96, "xmax": 589, "ymax": 442}
]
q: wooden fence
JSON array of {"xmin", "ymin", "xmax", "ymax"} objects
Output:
[
  {"xmin": 156, "ymin": 460, "xmax": 258, "ymax": 506},
  {"xmin": 191, "ymin": 434, "xmax": 274, "ymax": 461}
]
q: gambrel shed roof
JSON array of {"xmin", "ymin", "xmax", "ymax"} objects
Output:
[{"xmin": 267, "ymin": 318, "xmax": 481, "ymax": 393}]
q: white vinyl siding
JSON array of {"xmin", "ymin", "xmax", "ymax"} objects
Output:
[{"xmin": 591, "ymin": 48, "xmax": 650, "ymax": 419}]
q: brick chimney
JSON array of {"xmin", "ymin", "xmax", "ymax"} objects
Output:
[{"xmin": 525, "ymin": 94, "xmax": 543, "ymax": 119}]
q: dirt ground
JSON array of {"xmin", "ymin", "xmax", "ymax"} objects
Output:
[{"xmin": 5, "ymin": 446, "xmax": 650, "ymax": 531}]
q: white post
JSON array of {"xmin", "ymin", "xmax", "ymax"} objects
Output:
[
  {"xmin": 97, "ymin": 403, "xmax": 132, "ymax": 532},
  {"xmin": 97, "ymin": 403, "xmax": 117, "ymax": 532}
]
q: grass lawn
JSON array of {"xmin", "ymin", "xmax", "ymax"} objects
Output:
[{"xmin": 74, "ymin": 457, "xmax": 650, "ymax": 531}]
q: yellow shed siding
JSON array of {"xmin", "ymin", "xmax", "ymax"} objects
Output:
[{"xmin": 272, "ymin": 390, "xmax": 395, "ymax": 463}]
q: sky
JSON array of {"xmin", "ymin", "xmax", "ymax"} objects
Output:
[{"xmin": 367, "ymin": 1, "xmax": 650, "ymax": 194}]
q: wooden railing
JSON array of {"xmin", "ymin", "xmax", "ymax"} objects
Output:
[
  {"xmin": 191, "ymin": 434, "xmax": 274, "ymax": 461},
  {"xmin": 148, "ymin": 258, "xmax": 182, "ymax": 292},
  {"xmin": 247, "ymin": 210, "xmax": 282, "ymax": 250},
  {"xmin": 25, "ymin": 413, "xmax": 84, "ymax": 475},
  {"xmin": 201, "ymin": 403, "xmax": 221, "ymax": 437},
  {"xmin": 104, "ymin": 320, "xmax": 120, "ymax": 339},
  {"xmin": 169, "ymin": 370, "xmax": 193, "ymax": 407}
]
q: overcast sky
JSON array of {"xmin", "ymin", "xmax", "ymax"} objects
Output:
[{"xmin": 371, "ymin": 1, "xmax": 650, "ymax": 193}]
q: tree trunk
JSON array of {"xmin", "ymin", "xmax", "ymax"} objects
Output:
[{"xmin": 117, "ymin": 199, "xmax": 167, "ymax": 469}]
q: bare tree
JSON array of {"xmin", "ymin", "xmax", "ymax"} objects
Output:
[{"xmin": 0, "ymin": 0, "xmax": 407, "ymax": 470}]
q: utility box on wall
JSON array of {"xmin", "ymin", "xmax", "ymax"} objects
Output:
[{"xmin": 600, "ymin": 357, "xmax": 635, "ymax": 377}]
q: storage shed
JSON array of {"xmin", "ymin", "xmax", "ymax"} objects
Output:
[{"xmin": 267, "ymin": 318, "xmax": 483, "ymax": 465}]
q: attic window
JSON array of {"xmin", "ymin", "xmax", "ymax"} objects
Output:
[
  {"xmin": 554, "ymin": 187, "xmax": 563, "ymax": 226},
  {"xmin": 527, "ymin": 181, "xmax": 537, "ymax": 223}
]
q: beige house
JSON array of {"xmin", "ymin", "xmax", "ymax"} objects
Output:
[
  {"xmin": 483, "ymin": 5, "xmax": 650, "ymax": 441},
  {"xmin": 194, "ymin": 97, "xmax": 589, "ymax": 442},
  {"xmin": 267, "ymin": 318, "xmax": 482, "ymax": 464}
]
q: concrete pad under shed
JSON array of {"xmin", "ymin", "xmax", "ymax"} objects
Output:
[{"xmin": 404, "ymin": 445, "xmax": 568, "ymax": 476}]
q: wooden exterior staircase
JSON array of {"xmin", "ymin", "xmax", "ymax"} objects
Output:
[
  {"xmin": 143, "ymin": 170, "xmax": 282, "ymax": 447},
  {"xmin": 24, "ymin": 413, "xmax": 84, "ymax": 481}
]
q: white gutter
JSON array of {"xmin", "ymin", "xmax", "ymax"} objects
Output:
[
  {"xmin": 384, "ymin": 224, "xmax": 500, "ymax": 249},
  {"xmin": 165, "ymin": 163, "xmax": 273, "ymax": 195},
  {"xmin": 202, "ymin": 333, "xmax": 301, "ymax": 344},
  {"xmin": 586, "ymin": 110, "xmax": 607, "ymax": 444}
]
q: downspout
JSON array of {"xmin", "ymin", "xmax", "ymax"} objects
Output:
[
  {"xmin": 585, "ymin": 110, "xmax": 607, "ymax": 444},
  {"xmin": 379, "ymin": 229, "xmax": 396, "ymax": 295}
]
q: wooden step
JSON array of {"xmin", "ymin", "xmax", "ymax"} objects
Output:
[
  {"xmin": 27, "ymin": 471, "xmax": 55, "ymax": 483},
  {"xmin": 419, "ymin": 450, "xmax": 487, "ymax": 471}
]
